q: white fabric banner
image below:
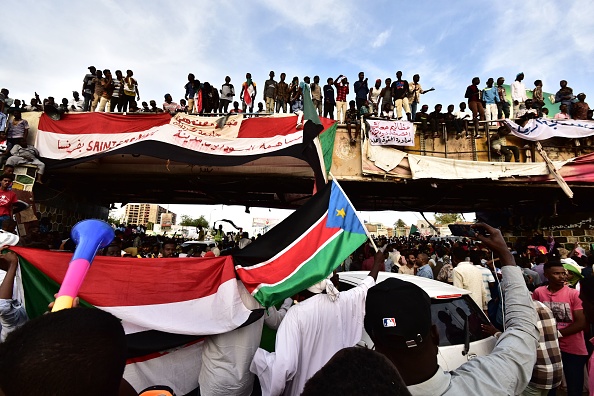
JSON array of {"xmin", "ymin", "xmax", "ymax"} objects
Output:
[
  {"xmin": 365, "ymin": 140, "xmax": 407, "ymax": 172},
  {"xmin": 362, "ymin": 142, "xmax": 571, "ymax": 180},
  {"xmin": 368, "ymin": 119, "xmax": 415, "ymax": 146},
  {"xmin": 407, "ymin": 152, "xmax": 569, "ymax": 180},
  {"xmin": 506, "ymin": 118, "xmax": 594, "ymax": 141},
  {"xmin": 36, "ymin": 123, "xmax": 303, "ymax": 160}
]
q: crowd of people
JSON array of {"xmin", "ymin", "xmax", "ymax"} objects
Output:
[
  {"xmin": 0, "ymin": 68, "xmax": 591, "ymax": 169},
  {"xmin": 0, "ymin": 224, "xmax": 594, "ymax": 396},
  {"xmin": 1, "ymin": 66, "xmax": 594, "ymax": 394},
  {"xmin": 0, "ymin": 218, "xmax": 593, "ymax": 395},
  {"xmin": 1, "ymin": 68, "xmax": 591, "ymax": 126}
]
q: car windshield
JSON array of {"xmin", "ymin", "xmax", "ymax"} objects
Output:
[
  {"xmin": 431, "ymin": 296, "xmax": 491, "ymax": 347},
  {"xmin": 180, "ymin": 242, "xmax": 212, "ymax": 254}
]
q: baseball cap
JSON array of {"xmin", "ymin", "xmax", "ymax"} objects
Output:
[{"xmin": 364, "ymin": 278, "xmax": 432, "ymax": 348}]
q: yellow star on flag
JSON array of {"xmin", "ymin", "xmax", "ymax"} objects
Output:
[{"xmin": 336, "ymin": 208, "xmax": 346, "ymax": 218}]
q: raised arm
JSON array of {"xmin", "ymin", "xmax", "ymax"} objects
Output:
[
  {"xmin": 456, "ymin": 223, "xmax": 539, "ymax": 394},
  {"xmin": 368, "ymin": 250, "xmax": 384, "ymax": 282},
  {"xmin": 0, "ymin": 252, "xmax": 18, "ymax": 300}
]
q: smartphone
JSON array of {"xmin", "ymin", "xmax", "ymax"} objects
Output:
[{"xmin": 448, "ymin": 224, "xmax": 476, "ymax": 238}]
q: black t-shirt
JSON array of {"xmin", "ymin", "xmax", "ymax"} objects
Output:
[
  {"xmin": 415, "ymin": 112, "xmax": 429, "ymax": 122},
  {"xmin": 391, "ymin": 80, "xmax": 409, "ymax": 100},
  {"xmin": 323, "ymin": 84, "xmax": 335, "ymax": 104},
  {"xmin": 429, "ymin": 111, "xmax": 445, "ymax": 121}
]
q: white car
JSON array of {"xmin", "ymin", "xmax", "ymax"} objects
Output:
[
  {"xmin": 338, "ymin": 271, "xmax": 496, "ymax": 371},
  {"xmin": 179, "ymin": 240, "xmax": 216, "ymax": 255}
]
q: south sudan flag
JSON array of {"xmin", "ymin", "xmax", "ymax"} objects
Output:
[{"xmin": 234, "ymin": 179, "xmax": 368, "ymax": 307}]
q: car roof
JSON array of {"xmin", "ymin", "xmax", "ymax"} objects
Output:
[{"xmin": 338, "ymin": 271, "xmax": 470, "ymax": 298}]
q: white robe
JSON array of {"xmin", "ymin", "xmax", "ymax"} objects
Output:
[
  {"xmin": 199, "ymin": 287, "xmax": 292, "ymax": 396},
  {"xmin": 250, "ymin": 276, "xmax": 375, "ymax": 396}
]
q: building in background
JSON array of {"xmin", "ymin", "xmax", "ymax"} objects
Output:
[
  {"xmin": 365, "ymin": 222, "xmax": 394, "ymax": 238},
  {"xmin": 124, "ymin": 204, "xmax": 177, "ymax": 227}
]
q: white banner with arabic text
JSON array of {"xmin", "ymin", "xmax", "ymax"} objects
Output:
[
  {"xmin": 505, "ymin": 118, "xmax": 594, "ymax": 141},
  {"xmin": 368, "ymin": 119, "xmax": 415, "ymax": 146},
  {"xmin": 36, "ymin": 123, "xmax": 303, "ymax": 160}
]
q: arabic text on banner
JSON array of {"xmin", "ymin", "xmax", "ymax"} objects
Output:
[
  {"xmin": 505, "ymin": 118, "xmax": 594, "ymax": 141},
  {"xmin": 368, "ymin": 119, "xmax": 415, "ymax": 146}
]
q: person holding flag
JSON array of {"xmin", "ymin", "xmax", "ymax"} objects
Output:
[
  {"xmin": 250, "ymin": 249, "xmax": 383, "ymax": 396},
  {"xmin": 240, "ymin": 73, "xmax": 257, "ymax": 114},
  {"xmin": 241, "ymin": 178, "xmax": 381, "ymax": 396}
]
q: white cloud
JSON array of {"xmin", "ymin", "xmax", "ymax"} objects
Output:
[
  {"xmin": 371, "ymin": 29, "xmax": 392, "ymax": 48},
  {"xmin": 1, "ymin": 0, "xmax": 593, "ymax": 114}
]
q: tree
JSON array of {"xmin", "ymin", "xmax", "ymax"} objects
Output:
[
  {"xmin": 394, "ymin": 219, "xmax": 407, "ymax": 228},
  {"xmin": 108, "ymin": 214, "xmax": 123, "ymax": 226},
  {"xmin": 179, "ymin": 215, "xmax": 209, "ymax": 228},
  {"xmin": 433, "ymin": 213, "xmax": 462, "ymax": 225}
]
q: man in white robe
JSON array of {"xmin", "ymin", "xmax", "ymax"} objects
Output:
[{"xmin": 250, "ymin": 251, "xmax": 383, "ymax": 396}]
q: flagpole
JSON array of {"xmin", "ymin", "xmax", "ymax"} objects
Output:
[{"xmin": 328, "ymin": 172, "xmax": 379, "ymax": 253}]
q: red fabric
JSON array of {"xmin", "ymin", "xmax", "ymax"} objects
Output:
[
  {"xmin": 37, "ymin": 112, "xmax": 172, "ymax": 135},
  {"xmin": 237, "ymin": 116, "xmax": 335, "ymax": 139},
  {"xmin": 235, "ymin": 213, "xmax": 339, "ymax": 290},
  {"xmin": 0, "ymin": 190, "xmax": 17, "ymax": 216},
  {"xmin": 336, "ymin": 84, "xmax": 349, "ymax": 102},
  {"xmin": 525, "ymin": 152, "xmax": 594, "ymax": 183},
  {"xmin": 361, "ymin": 257, "xmax": 375, "ymax": 271},
  {"xmin": 12, "ymin": 247, "xmax": 235, "ymax": 306},
  {"xmin": 559, "ymin": 152, "xmax": 594, "ymax": 182},
  {"xmin": 242, "ymin": 82, "xmax": 254, "ymax": 106},
  {"xmin": 196, "ymin": 91, "xmax": 203, "ymax": 113}
]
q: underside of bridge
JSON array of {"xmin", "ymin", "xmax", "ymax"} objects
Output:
[{"xmin": 38, "ymin": 153, "xmax": 592, "ymax": 231}]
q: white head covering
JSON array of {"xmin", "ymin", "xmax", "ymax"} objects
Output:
[
  {"xmin": 0, "ymin": 231, "xmax": 19, "ymax": 247},
  {"xmin": 307, "ymin": 275, "xmax": 340, "ymax": 302}
]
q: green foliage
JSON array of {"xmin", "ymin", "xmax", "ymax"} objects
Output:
[
  {"xmin": 107, "ymin": 214, "xmax": 122, "ymax": 226},
  {"xmin": 433, "ymin": 213, "xmax": 463, "ymax": 225},
  {"xmin": 179, "ymin": 215, "xmax": 209, "ymax": 228},
  {"xmin": 394, "ymin": 219, "xmax": 407, "ymax": 228}
]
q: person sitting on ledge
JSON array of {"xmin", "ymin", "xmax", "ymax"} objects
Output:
[
  {"xmin": 491, "ymin": 125, "xmax": 520, "ymax": 162},
  {"xmin": 345, "ymin": 100, "xmax": 360, "ymax": 145},
  {"xmin": 415, "ymin": 105, "xmax": 430, "ymax": 139},
  {"xmin": 162, "ymin": 94, "xmax": 180, "ymax": 115},
  {"xmin": 6, "ymin": 138, "xmax": 45, "ymax": 183},
  {"xmin": 149, "ymin": 100, "xmax": 163, "ymax": 113},
  {"xmin": 516, "ymin": 99, "xmax": 538, "ymax": 124},
  {"xmin": 429, "ymin": 104, "xmax": 445, "ymax": 139},
  {"xmin": 230, "ymin": 101, "xmax": 243, "ymax": 114}
]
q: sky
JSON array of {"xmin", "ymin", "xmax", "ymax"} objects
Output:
[
  {"xmin": 3, "ymin": 0, "xmax": 594, "ymax": 109},
  {"xmin": 3, "ymin": 0, "xmax": 594, "ymax": 231}
]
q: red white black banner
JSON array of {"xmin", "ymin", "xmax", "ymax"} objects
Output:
[{"xmin": 36, "ymin": 113, "xmax": 306, "ymax": 159}]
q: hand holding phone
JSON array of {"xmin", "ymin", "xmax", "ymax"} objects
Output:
[{"xmin": 448, "ymin": 224, "xmax": 476, "ymax": 238}]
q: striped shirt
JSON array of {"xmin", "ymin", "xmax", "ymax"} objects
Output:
[
  {"xmin": 474, "ymin": 265, "xmax": 495, "ymax": 302},
  {"xmin": 112, "ymin": 78, "xmax": 123, "ymax": 98}
]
